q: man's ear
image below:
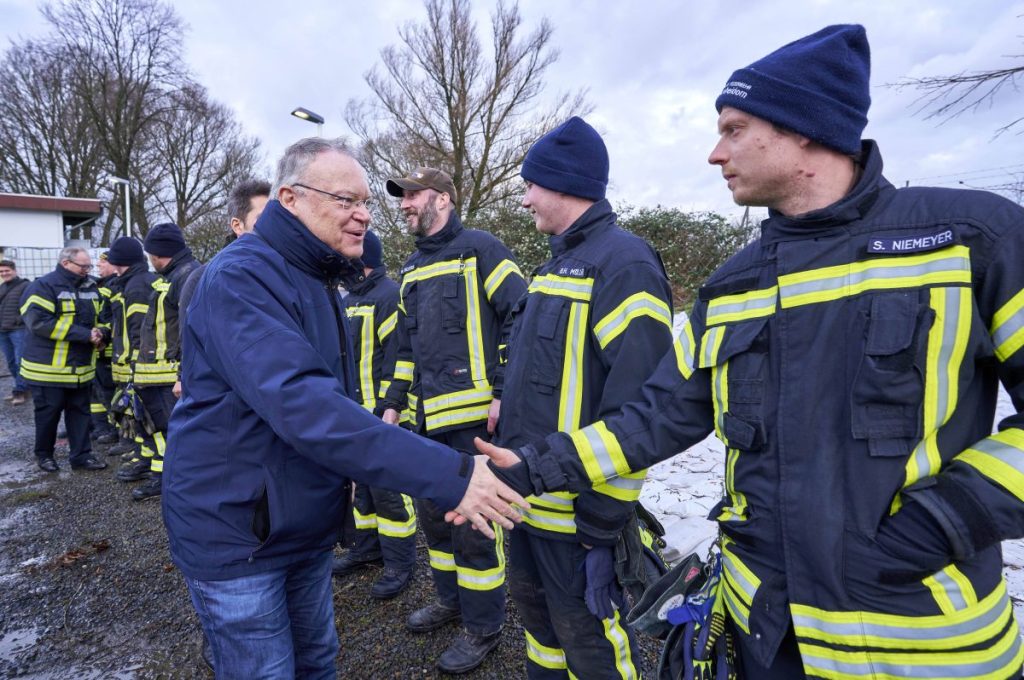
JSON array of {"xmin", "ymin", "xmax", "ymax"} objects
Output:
[
  {"xmin": 229, "ymin": 218, "xmax": 244, "ymax": 237},
  {"xmin": 278, "ymin": 185, "xmax": 297, "ymax": 209}
]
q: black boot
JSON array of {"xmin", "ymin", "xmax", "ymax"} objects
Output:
[
  {"xmin": 436, "ymin": 629, "xmax": 502, "ymax": 674},
  {"xmin": 331, "ymin": 551, "xmax": 383, "ymax": 577},
  {"xmin": 370, "ymin": 566, "xmax": 415, "ymax": 600},
  {"xmin": 131, "ymin": 473, "xmax": 162, "ymax": 501},
  {"xmin": 117, "ymin": 456, "xmax": 150, "ymax": 482},
  {"xmin": 106, "ymin": 438, "xmax": 135, "ymax": 456},
  {"xmin": 407, "ymin": 602, "xmax": 461, "ymax": 633}
]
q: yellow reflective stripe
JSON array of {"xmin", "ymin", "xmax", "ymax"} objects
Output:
[
  {"xmin": 404, "ymin": 392, "xmax": 419, "ymax": 426},
  {"xmin": 593, "ymin": 292, "xmax": 671, "ymax": 349},
  {"xmin": 992, "ymin": 287, "xmax": 1024, "ymax": 362},
  {"xmin": 778, "ymin": 245, "xmax": 972, "ymax": 309},
  {"xmin": 50, "ymin": 306, "xmax": 74, "ymax": 341},
  {"xmin": 957, "ymin": 428, "xmax": 1024, "ymax": 501},
  {"xmin": 456, "ymin": 526, "xmax": 505, "ymax": 591},
  {"xmin": 791, "ymin": 579, "xmax": 1014, "ymax": 650},
  {"xmin": 20, "ymin": 358, "xmax": 95, "ymax": 384},
  {"xmin": 90, "ymin": 403, "xmax": 107, "ymax": 414},
  {"xmin": 133, "ymin": 360, "xmax": 179, "ymax": 385},
  {"xmin": 528, "ymin": 274, "xmax": 594, "ymax": 302},
  {"xmin": 521, "ymin": 505, "xmax": 577, "ymax": 534},
  {"xmin": 378, "ymin": 381, "xmax": 391, "ymax": 399},
  {"xmin": 393, "ymin": 360, "xmax": 415, "ymax": 382},
  {"xmin": 558, "ymin": 301, "xmax": 588, "ymax": 432},
  {"xmin": 525, "ymin": 630, "xmax": 567, "ymax": 670},
  {"xmin": 897, "ymin": 287, "xmax": 972, "ymax": 510},
  {"xmin": 378, "ymin": 311, "xmax": 397, "ymax": 342},
  {"xmin": 601, "ymin": 609, "xmax": 638, "ymax": 680},
  {"xmin": 424, "ymin": 402, "xmax": 490, "ymax": 431},
  {"xmin": 112, "ymin": 363, "xmax": 133, "ymax": 382},
  {"xmin": 484, "ymin": 259, "xmax": 523, "ymax": 300},
  {"xmin": 527, "ymin": 491, "xmax": 577, "ymax": 509},
  {"xmin": 346, "ymin": 306, "xmax": 377, "ymax": 410},
  {"xmin": 428, "ymin": 548, "xmax": 455, "ymax": 572},
  {"xmin": 706, "ymin": 286, "xmax": 778, "ymax": 326},
  {"xmin": 570, "ymin": 421, "xmax": 630, "ymax": 486},
  {"xmin": 422, "ymin": 387, "xmax": 493, "ymax": 415},
  {"xmin": 400, "ymin": 258, "xmax": 469, "ymax": 287},
  {"xmin": 378, "ymin": 496, "xmax": 417, "ymax": 538},
  {"xmin": 463, "ymin": 260, "xmax": 488, "ymax": 385},
  {"xmin": 21, "ymin": 294, "xmax": 55, "ymax": 314},
  {"xmin": 798, "ymin": 619, "xmax": 1023, "ymax": 679},
  {"xmin": 717, "ymin": 448, "xmax": 748, "ymax": 522},
  {"xmin": 127, "ymin": 303, "xmax": 149, "ymax": 317},
  {"xmin": 152, "ymin": 282, "xmax": 170, "ymax": 362},
  {"xmin": 721, "ymin": 539, "xmax": 760, "ymax": 608},
  {"xmin": 593, "ymin": 469, "xmax": 648, "ymax": 502},
  {"xmin": 697, "ymin": 324, "xmax": 727, "ymax": 369},
  {"xmin": 673, "ymin": 319, "xmax": 696, "ymax": 380},
  {"xmin": 150, "ymin": 432, "xmax": 167, "ymax": 472},
  {"xmin": 353, "ymin": 507, "xmax": 379, "ymax": 530},
  {"xmin": 924, "ymin": 565, "xmax": 978, "ymax": 616}
]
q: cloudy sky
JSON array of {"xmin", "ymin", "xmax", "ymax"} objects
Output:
[{"xmin": 2, "ymin": 0, "xmax": 1022, "ymax": 221}]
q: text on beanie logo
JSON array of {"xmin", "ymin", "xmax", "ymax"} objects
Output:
[{"xmin": 721, "ymin": 81, "xmax": 751, "ymax": 99}]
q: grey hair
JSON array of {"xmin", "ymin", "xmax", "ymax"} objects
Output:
[
  {"xmin": 270, "ymin": 137, "xmax": 359, "ymax": 197},
  {"xmin": 58, "ymin": 246, "xmax": 87, "ymax": 264},
  {"xmin": 227, "ymin": 178, "xmax": 272, "ymax": 223}
]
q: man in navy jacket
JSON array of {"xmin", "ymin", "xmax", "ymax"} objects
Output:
[{"xmin": 162, "ymin": 138, "xmax": 526, "ymax": 678}]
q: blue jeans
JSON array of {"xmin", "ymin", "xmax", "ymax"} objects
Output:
[
  {"xmin": 185, "ymin": 550, "xmax": 339, "ymax": 679},
  {"xmin": 0, "ymin": 328, "xmax": 27, "ymax": 393}
]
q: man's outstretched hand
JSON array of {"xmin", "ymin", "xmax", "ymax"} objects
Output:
[
  {"xmin": 448, "ymin": 454, "xmax": 529, "ymax": 538},
  {"xmin": 472, "ymin": 436, "xmax": 520, "ymax": 468}
]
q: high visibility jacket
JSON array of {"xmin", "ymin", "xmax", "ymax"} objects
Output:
[
  {"xmin": 380, "ymin": 213, "xmax": 527, "ymax": 434},
  {"xmin": 135, "ymin": 248, "xmax": 199, "ymax": 386},
  {"xmin": 18, "ymin": 265, "xmax": 99, "ymax": 386},
  {"xmin": 108, "ymin": 262, "xmax": 157, "ymax": 383},
  {"xmin": 95, "ymin": 274, "xmax": 115, "ymax": 359},
  {"xmin": 521, "ymin": 141, "xmax": 1024, "ymax": 678},
  {"xmin": 497, "ymin": 199, "xmax": 674, "ymax": 546},
  {"xmin": 342, "ymin": 267, "xmax": 400, "ymax": 413}
]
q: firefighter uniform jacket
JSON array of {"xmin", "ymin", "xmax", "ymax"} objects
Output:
[
  {"xmin": 518, "ymin": 141, "xmax": 1024, "ymax": 678},
  {"xmin": 95, "ymin": 274, "xmax": 115, "ymax": 360},
  {"xmin": 380, "ymin": 213, "xmax": 527, "ymax": 434},
  {"xmin": 497, "ymin": 199, "xmax": 674, "ymax": 546},
  {"xmin": 343, "ymin": 267, "xmax": 400, "ymax": 413},
  {"xmin": 108, "ymin": 262, "xmax": 157, "ymax": 383},
  {"xmin": 19, "ymin": 265, "xmax": 100, "ymax": 386},
  {"xmin": 135, "ymin": 248, "xmax": 199, "ymax": 386}
]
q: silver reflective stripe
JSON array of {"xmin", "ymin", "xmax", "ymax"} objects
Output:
[
  {"xmin": 558, "ymin": 301, "xmax": 587, "ymax": 432},
  {"xmin": 722, "ymin": 550, "xmax": 757, "ymax": 604},
  {"xmin": 721, "ymin": 580, "xmax": 751, "ymax": 632},
  {"xmin": 966, "ymin": 435, "xmax": 1024, "ymax": 471},
  {"xmin": 529, "ymin": 276, "xmax": 593, "ymax": 299},
  {"xmin": 531, "ymin": 493, "xmax": 574, "ymax": 509},
  {"xmin": 993, "ymin": 303, "xmax": 1024, "ymax": 359},
  {"xmin": 594, "ymin": 295, "xmax": 671, "ymax": 347},
  {"xmin": 522, "ymin": 508, "xmax": 576, "ymax": 531},
  {"xmin": 700, "ymin": 325, "xmax": 725, "ymax": 368},
  {"xmin": 706, "ymin": 288, "xmax": 778, "ymax": 325},
  {"xmin": 930, "ymin": 569, "xmax": 969, "ymax": 611},
  {"xmin": 578, "ymin": 425, "xmax": 621, "ymax": 483},
  {"xmin": 601, "ymin": 475, "xmax": 645, "ymax": 495}
]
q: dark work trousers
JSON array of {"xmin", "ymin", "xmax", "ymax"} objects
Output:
[
  {"xmin": 32, "ymin": 383, "xmax": 92, "ymax": 465},
  {"xmin": 136, "ymin": 384, "xmax": 177, "ymax": 474},
  {"xmin": 731, "ymin": 620, "xmax": 806, "ymax": 680},
  {"xmin": 351, "ymin": 484, "xmax": 417, "ymax": 572},
  {"xmin": 417, "ymin": 424, "xmax": 506, "ymax": 635},
  {"xmin": 509, "ymin": 529, "xmax": 640, "ymax": 679},
  {"xmin": 90, "ymin": 358, "xmax": 115, "ymax": 435}
]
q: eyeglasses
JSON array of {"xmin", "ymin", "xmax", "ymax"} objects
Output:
[
  {"xmin": 65, "ymin": 260, "xmax": 93, "ymax": 271},
  {"xmin": 293, "ymin": 183, "xmax": 374, "ymax": 211}
]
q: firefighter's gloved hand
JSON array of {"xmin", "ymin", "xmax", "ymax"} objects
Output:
[
  {"xmin": 583, "ymin": 546, "xmax": 623, "ymax": 620},
  {"xmin": 875, "ymin": 500, "xmax": 953, "ymax": 584}
]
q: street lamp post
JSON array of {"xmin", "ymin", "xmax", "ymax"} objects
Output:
[
  {"xmin": 291, "ymin": 107, "xmax": 325, "ymax": 137},
  {"xmin": 109, "ymin": 176, "xmax": 131, "ymax": 240}
]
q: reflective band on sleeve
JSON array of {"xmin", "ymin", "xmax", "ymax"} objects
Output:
[
  {"xmin": 378, "ymin": 311, "xmax": 397, "ymax": 342},
  {"xmin": 570, "ymin": 421, "xmax": 630, "ymax": 486},
  {"xmin": 991, "ymin": 288, "xmax": 1024, "ymax": 362},
  {"xmin": 393, "ymin": 361, "xmax": 415, "ymax": 382},
  {"xmin": 957, "ymin": 428, "xmax": 1024, "ymax": 502},
  {"xmin": 593, "ymin": 292, "xmax": 671, "ymax": 349},
  {"xmin": 127, "ymin": 303, "xmax": 149, "ymax": 317},
  {"xmin": 21, "ymin": 294, "xmax": 55, "ymax": 315},
  {"xmin": 593, "ymin": 469, "xmax": 648, "ymax": 502},
  {"xmin": 706, "ymin": 285, "xmax": 778, "ymax": 326},
  {"xmin": 673, "ymin": 319, "xmax": 696, "ymax": 380},
  {"xmin": 484, "ymin": 259, "xmax": 523, "ymax": 300}
]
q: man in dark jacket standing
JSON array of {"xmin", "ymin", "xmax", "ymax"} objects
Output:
[
  {"xmin": 496, "ymin": 117, "xmax": 674, "ymax": 679},
  {"xmin": 0, "ymin": 259, "xmax": 31, "ymax": 405},
  {"xmin": 89, "ymin": 252, "xmax": 118, "ymax": 444},
  {"xmin": 19, "ymin": 248, "xmax": 107, "ymax": 472},
  {"xmin": 379, "ymin": 166, "xmax": 527, "ymax": 674},
  {"xmin": 480, "ymin": 25, "xmax": 1024, "ymax": 679},
  {"xmin": 130, "ymin": 223, "xmax": 198, "ymax": 501},
  {"xmin": 162, "ymin": 137, "xmax": 526, "ymax": 678}
]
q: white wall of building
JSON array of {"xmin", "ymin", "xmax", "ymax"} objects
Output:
[{"xmin": 0, "ymin": 208, "xmax": 64, "ymax": 248}]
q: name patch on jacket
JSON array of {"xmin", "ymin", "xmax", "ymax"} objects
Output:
[
  {"xmin": 555, "ymin": 265, "xmax": 591, "ymax": 278},
  {"xmin": 868, "ymin": 229, "xmax": 954, "ymax": 254}
]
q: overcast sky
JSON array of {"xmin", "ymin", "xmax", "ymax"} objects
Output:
[{"xmin": 2, "ymin": 0, "xmax": 1022, "ymax": 221}]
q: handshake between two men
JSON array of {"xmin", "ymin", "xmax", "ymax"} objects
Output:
[{"xmin": 446, "ymin": 438, "xmax": 530, "ymax": 536}]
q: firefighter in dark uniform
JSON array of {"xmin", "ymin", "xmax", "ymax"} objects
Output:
[
  {"xmin": 495, "ymin": 117, "xmax": 674, "ymax": 679},
  {"xmin": 332, "ymin": 230, "xmax": 419, "ymax": 599},
  {"xmin": 104, "ymin": 236, "xmax": 158, "ymax": 481},
  {"xmin": 130, "ymin": 223, "xmax": 199, "ymax": 500},
  {"xmin": 19, "ymin": 247, "xmax": 107, "ymax": 472},
  {"xmin": 90, "ymin": 252, "xmax": 118, "ymax": 445},
  {"xmin": 378, "ymin": 167, "xmax": 528, "ymax": 674},
  {"xmin": 481, "ymin": 25, "xmax": 1024, "ymax": 679}
]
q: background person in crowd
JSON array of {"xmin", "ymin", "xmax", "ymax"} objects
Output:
[
  {"xmin": 130, "ymin": 223, "xmax": 198, "ymax": 501},
  {"xmin": 89, "ymin": 252, "xmax": 118, "ymax": 445},
  {"xmin": 0, "ymin": 259, "xmax": 31, "ymax": 405},
  {"xmin": 162, "ymin": 138, "xmax": 526, "ymax": 678},
  {"xmin": 479, "ymin": 24, "xmax": 1024, "ymax": 680},
  {"xmin": 496, "ymin": 116, "xmax": 674, "ymax": 679},
  {"xmin": 378, "ymin": 166, "xmax": 528, "ymax": 674},
  {"xmin": 18, "ymin": 247, "xmax": 106, "ymax": 472},
  {"xmin": 333, "ymin": 230, "xmax": 419, "ymax": 600}
]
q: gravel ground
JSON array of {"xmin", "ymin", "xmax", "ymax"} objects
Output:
[{"xmin": 0, "ymin": 374, "xmax": 660, "ymax": 678}]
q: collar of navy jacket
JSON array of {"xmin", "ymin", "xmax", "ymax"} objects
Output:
[
  {"xmin": 254, "ymin": 199, "xmax": 364, "ymax": 285},
  {"xmin": 548, "ymin": 198, "xmax": 616, "ymax": 257}
]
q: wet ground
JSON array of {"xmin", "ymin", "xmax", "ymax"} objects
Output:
[{"xmin": 0, "ymin": 375, "xmax": 660, "ymax": 678}]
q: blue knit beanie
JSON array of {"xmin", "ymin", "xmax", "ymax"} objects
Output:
[
  {"xmin": 715, "ymin": 24, "xmax": 871, "ymax": 155},
  {"xmin": 360, "ymin": 230, "xmax": 383, "ymax": 269},
  {"xmin": 521, "ymin": 117, "xmax": 608, "ymax": 201},
  {"xmin": 144, "ymin": 222, "xmax": 187, "ymax": 257},
  {"xmin": 106, "ymin": 236, "xmax": 145, "ymax": 266}
]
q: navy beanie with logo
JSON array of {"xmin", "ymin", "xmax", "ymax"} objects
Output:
[
  {"xmin": 715, "ymin": 24, "xmax": 871, "ymax": 155},
  {"xmin": 521, "ymin": 116, "xmax": 609, "ymax": 201},
  {"xmin": 106, "ymin": 236, "xmax": 145, "ymax": 266},
  {"xmin": 360, "ymin": 230, "xmax": 384, "ymax": 269},
  {"xmin": 144, "ymin": 222, "xmax": 187, "ymax": 257}
]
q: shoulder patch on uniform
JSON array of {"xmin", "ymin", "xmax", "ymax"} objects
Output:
[{"xmin": 867, "ymin": 228, "xmax": 955, "ymax": 254}]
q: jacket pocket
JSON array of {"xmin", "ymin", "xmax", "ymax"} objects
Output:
[
  {"xmin": 528, "ymin": 296, "xmax": 570, "ymax": 395},
  {"xmin": 850, "ymin": 291, "xmax": 931, "ymax": 457},
  {"xmin": 698, "ymin": 317, "xmax": 769, "ymax": 452},
  {"xmin": 441, "ymin": 275, "xmax": 465, "ymax": 334},
  {"xmin": 250, "ymin": 483, "xmax": 270, "ymax": 544}
]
